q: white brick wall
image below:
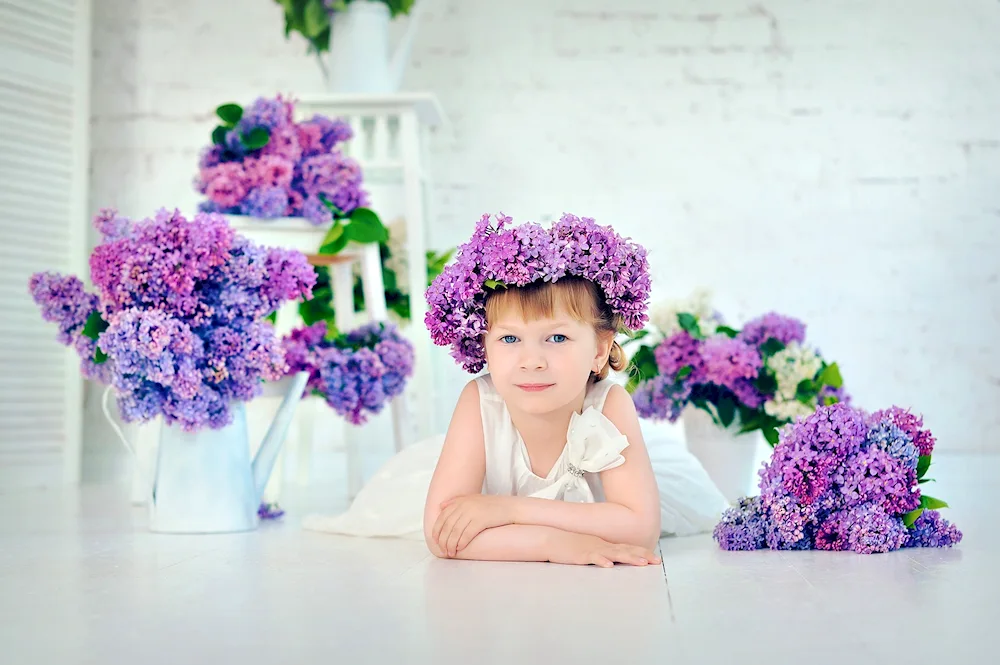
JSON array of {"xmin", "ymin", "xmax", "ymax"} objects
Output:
[{"xmin": 87, "ymin": 0, "xmax": 1000, "ymax": 462}]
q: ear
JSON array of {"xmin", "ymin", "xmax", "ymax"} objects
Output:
[{"xmin": 592, "ymin": 331, "xmax": 614, "ymax": 373}]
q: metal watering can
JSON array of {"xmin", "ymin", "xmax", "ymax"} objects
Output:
[
  {"xmin": 105, "ymin": 372, "xmax": 309, "ymax": 534},
  {"xmin": 325, "ymin": 0, "xmax": 422, "ymax": 94}
]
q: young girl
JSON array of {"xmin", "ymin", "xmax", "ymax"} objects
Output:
[{"xmin": 303, "ymin": 213, "xmax": 728, "ymax": 566}]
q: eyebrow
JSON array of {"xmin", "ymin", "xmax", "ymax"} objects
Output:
[{"xmin": 492, "ymin": 320, "xmax": 575, "ymax": 331}]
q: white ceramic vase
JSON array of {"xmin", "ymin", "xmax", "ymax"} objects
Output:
[
  {"xmin": 681, "ymin": 406, "xmax": 764, "ymax": 504},
  {"xmin": 324, "ymin": 1, "xmax": 420, "ymax": 94}
]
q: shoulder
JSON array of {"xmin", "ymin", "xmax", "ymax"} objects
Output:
[
  {"xmin": 455, "ymin": 377, "xmax": 482, "ymax": 412},
  {"xmin": 596, "ymin": 381, "xmax": 635, "ymax": 418},
  {"xmin": 471, "ymin": 373, "xmax": 502, "ymax": 402},
  {"xmin": 599, "ymin": 383, "xmax": 643, "ymax": 439}
]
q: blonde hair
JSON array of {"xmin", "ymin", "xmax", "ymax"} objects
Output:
[{"xmin": 484, "ymin": 277, "xmax": 628, "ymax": 382}]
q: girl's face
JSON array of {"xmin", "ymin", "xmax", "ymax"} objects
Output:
[{"xmin": 484, "ymin": 304, "xmax": 613, "ymax": 416}]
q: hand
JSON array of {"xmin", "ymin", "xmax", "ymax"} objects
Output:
[
  {"xmin": 433, "ymin": 494, "xmax": 514, "ymax": 557},
  {"xmin": 547, "ymin": 531, "xmax": 661, "ymax": 568}
]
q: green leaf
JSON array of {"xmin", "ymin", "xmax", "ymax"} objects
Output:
[
  {"xmin": 676, "ymin": 312, "xmax": 700, "ymax": 337},
  {"xmin": 903, "ymin": 508, "xmax": 924, "ymax": 528},
  {"xmin": 484, "ymin": 279, "xmax": 507, "ymax": 290},
  {"xmin": 717, "ymin": 397, "xmax": 736, "ymax": 428},
  {"xmin": 319, "ymin": 233, "xmax": 349, "ymax": 256},
  {"xmin": 318, "ymin": 193, "xmax": 344, "ymax": 218},
  {"xmin": 716, "ymin": 325, "xmax": 740, "ymax": 338},
  {"xmin": 320, "ymin": 221, "xmax": 344, "ymax": 247},
  {"xmin": 211, "ymin": 125, "xmax": 228, "ymax": 146},
  {"xmin": 427, "ymin": 248, "xmax": 454, "ymax": 276},
  {"xmin": 822, "ymin": 395, "xmax": 838, "ymax": 406},
  {"xmin": 302, "ymin": 0, "xmax": 331, "ymax": 38},
  {"xmin": 920, "ymin": 495, "xmax": 949, "ymax": 510},
  {"xmin": 919, "ymin": 478, "xmax": 936, "ymax": 484},
  {"xmin": 81, "ymin": 311, "xmax": 109, "ymax": 341},
  {"xmin": 240, "ymin": 126, "xmax": 270, "ymax": 151},
  {"xmin": 265, "ymin": 311, "xmax": 278, "ymax": 324},
  {"xmin": 298, "ymin": 298, "xmax": 335, "ymax": 327},
  {"xmin": 762, "ymin": 427, "xmax": 780, "ymax": 447},
  {"xmin": 693, "ymin": 401, "xmax": 722, "ymax": 427},
  {"xmin": 631, "ymin": 345, "xmax": 658, "ymax": 378},
  {"xmin": 754, "ymin": 371, "xmax": 778, "ymax": 395},
  {"xmin": 216, "ymin": 103, "xmax": 243, "ymax": 126},
  {"xmin": 628, "ymin": 329, "xmax": 651, "ymax": 341},
  {"xmin": 344, "ymin": 208, "xmax": 389, "ymax": 244},
  {"xmin": 94, "ymin": 346, "xmax": 108, "ymax": 364},
  {"xmin": 917, "ymin": 455, "xmax": 931, "ymax": 479},
  {"xmin": 626, "ymin": 345, "xmax": 659, "ymax": 394},
  {"xmin": 736, "ymin": 405, "xmax": 761, "ymax": 433},
  {"xmin": 323, "ymin": 321, "xmax": 341, "ymax": 341},
  {"xmin": 676, "ymin": 365, "xmax": 693, "ymax": 380},
  {"xmin": 817, "ymin": 362, "xmax": 843, "ymax": 389},
  {"xmin": 381, "ymin": 266, "xmax": 398, "ymax": 293},
  {"xmin": 760, "ymin": 338, "xmax": 786, "ymax": 357},
  {"xmin": 795, "ymin": 379, "xmax": 818, "ymax": 401}
]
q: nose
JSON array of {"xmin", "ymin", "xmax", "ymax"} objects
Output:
[{"xmin": 519, "ymin": 344, "xmax": 547, "ymax": 371}]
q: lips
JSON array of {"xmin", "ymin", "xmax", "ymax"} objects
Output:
[{"xmin": 516, "ymin": 383, "xmax": 554, "ymax": 392}]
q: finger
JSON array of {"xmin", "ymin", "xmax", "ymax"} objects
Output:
[
  {"xmin": 447, "ymin": 517, "xmax": 471, "ymax": 557},
  {"xmin": 438, "ymin": 509, "xmax": 465, "ymax": 554},
  {"xmin": 440, "ymin": 497, "xmax": 455, "ymax": 508},
  {"xmin": 590, "ymin": 554, "xmax": 614, "ymax": 568},
  {"xmin": 626, "ymin": 546, "xmax": 660, "ymax": 564},
  {"xmin": 456, "ymin": 519, "xmax": 480, "ymax": 552},
  {"xmin": 608, "ymin": 547, "xmax": 650, "ymax": 566},
  {"xmin": 431, "ymin": 505, "xmax": 453, "ymax": 543},
  {"xmin": 433, "ymin": 505, "xmax": 457, "ymax": 548}
]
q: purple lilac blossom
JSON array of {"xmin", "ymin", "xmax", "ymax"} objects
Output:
[
  {"xmin": 713, "ymin": 402, "xmax": 962, "ymax": 554},
  {"xmin": 29, "ymin": 208, "xmax": 316, "ymax": 431},
  {"xmin": 193, "ymin": 95, "xmax": 366, "ymax": 222},
  {"xmin": 738, "ymin": 312, "xmax": 807, "ymax": 348},
  {"xmin": 281, "ymin": 321, "xmax": 414, "ymax": 425},
  {"xmin": 424, "ymin": 212, "xmax": 651, "ymax": 373}
]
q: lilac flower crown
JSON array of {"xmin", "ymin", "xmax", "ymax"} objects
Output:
[{"xmin": 424, "ymin": 213, "xmax": 652, "ymax": 373}]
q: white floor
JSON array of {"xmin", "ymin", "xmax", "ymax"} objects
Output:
[{"xmin": 1, "ymin": 453, "xmax": 996, "ymax": 665}]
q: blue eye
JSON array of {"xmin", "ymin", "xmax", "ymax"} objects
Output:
[
  {"xmin": 500, "ymin": 335, "xmax": 518, "ymax": 344},
  {"xmin": 549, "ymin": 334, "xmax": 568, "ymax": 343}
]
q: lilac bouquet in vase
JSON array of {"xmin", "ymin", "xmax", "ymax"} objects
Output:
[
  {"xmin": 627, "ymin": 291, "xmax": 848, "ymax": 502},
  {"xmin": 28, "ymin": 208, "xmax": 317, "ymax": 534},
  {"xmin": 281, "ymin": 319, "xmax": 414, "ymax": 426},
  {"xmin": 194, "ymin": 94, "xmax": 389, "ymax": 261},
  {"xmin": 713, "ymin": 402, "xmax": 962, "ymax": 555}
]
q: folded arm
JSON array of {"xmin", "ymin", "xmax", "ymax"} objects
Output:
[
  {"xmin": 428, "ymin": 383, "xmax": 662, "ymax": 558},
  {"xmin": 506, "ymin": 385, "xmax": 662, "ymax": 549}
]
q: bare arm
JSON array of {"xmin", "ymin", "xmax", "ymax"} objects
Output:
[
  {"xmin": 423, "ymin": 381, "xmax": 566, "ymax": 562},
  {"xmin": 423, "ymin": 380, "xmax": 488, "ymax": 557},
  {"xmin": 425, "ymin": 381, "xmax": 660, "ymax": 564},
  {"xmin": 503, "ymin": 385, "xmax": 662, "ymax": 549}
]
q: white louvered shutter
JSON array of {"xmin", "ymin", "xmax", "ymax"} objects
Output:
[{"xmin": 0, "ymin": 0, "xmax": 91, "ymax": 487}]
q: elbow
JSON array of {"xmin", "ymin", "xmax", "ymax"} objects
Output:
[
  {"xmin": 423, "ymin": 526, "xmax": 448, "ymax": 558},
  {"xmin": 628, "ymin": 512, "xmax": 661, "ymax": 551}
]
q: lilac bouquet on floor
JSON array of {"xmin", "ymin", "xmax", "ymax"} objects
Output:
[
  {"xmin": 281, "ymin": 320, "xmax": 414, "ymax": 425},
  {"xmin": 195, "ymin": 94, "xmax": 370, "ymax": 225},
  {"xmin": 28, "ymin": 208, "xmax": 316, "ymax": 431},
  {"xmin": 713, "ymin": 402, "xmax": 962, "ymax": 554},
  {"xmin": 629, "ymin": 292, "xmax": 847, "ymax": 444}
]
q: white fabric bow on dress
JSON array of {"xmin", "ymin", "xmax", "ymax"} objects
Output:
[{"xmin": 529, "ymin": 407, "xmax": 630, "ymax": 503}]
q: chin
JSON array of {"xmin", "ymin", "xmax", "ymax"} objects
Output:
[
  {"xmin": 510, "ymin": 397, "xmax": 560, "ymax": 415},
  {"xmin": 505, "ymin": 389, "xmax": 577, "ymax": 415}
]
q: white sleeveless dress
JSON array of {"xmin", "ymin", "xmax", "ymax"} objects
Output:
[{"xmin": 302, "ymin": 374, "xmax": 729, "ymax": 539}]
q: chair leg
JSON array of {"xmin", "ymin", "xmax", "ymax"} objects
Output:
[
  {"xmin": 389, "ymin": 395, "xmax": 409, "ymax": 453},
  {"xmin": 345, "ymin": 419, "xmax": 362, "ymax": 502},
  {"xmin": 295, "ymin": 397, "xmax": 316, "ymax": 486}
]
